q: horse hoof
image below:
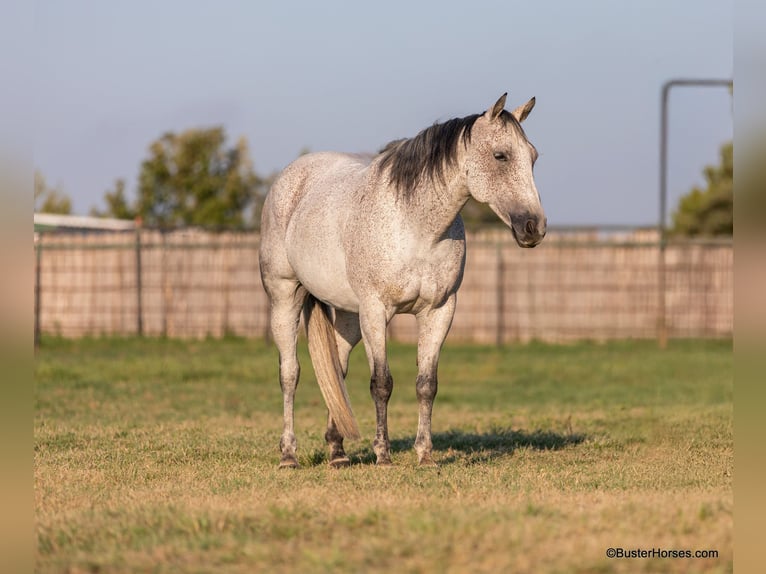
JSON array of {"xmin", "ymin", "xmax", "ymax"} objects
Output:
[
  {"xmin": 329, "ymin": 456, "xmax": 350, "ymax": 468},
  {"xmin": 418, "ymin": 458, "xmax": 438, "ymax": 468},
  {"xmin": 279, "ymin": 458, "xmax": 299, "ymax": 469},
  {"xmin": 375, "ymin": 457, "xmax": 393, "ymax": 467}
]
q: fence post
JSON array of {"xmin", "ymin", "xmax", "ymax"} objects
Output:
[
  {"xmin": 135, "ymin": 226, "xmax": 143, "ymax": 336},
  {"xmin": 222, "ymin": 238, "xmax": 231, "ymax": 337},
  {"xmin": 496, "ymin": 243, "xmax": 505, "ymax": 346},
  {"xmin": 34, "ymin": 234, "xmax": 42, "ymax": 349},
  {"xmin": 657, "ymin": 78, "xmax": 732, "ymax": 349},
  {"xmin": 657, "ymin": 240, "xmax": 668, "ymax": 349}
]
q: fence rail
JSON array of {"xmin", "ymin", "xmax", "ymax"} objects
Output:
[{"xmin": 33, "ymin": 227, "xmax": 732, "ymax": 344}]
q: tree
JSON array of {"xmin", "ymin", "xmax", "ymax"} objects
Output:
[
  {"xmin": 89, "ymin": 179, "xmax": 136, "ymax": 220},
  {"xmin": 671, "ymin": 141, "xmax": 732, "ymax": 236},
  {"xmin": 136, "ymin": 127, "xmax": 260, "ymax": 228},
  {"xmin": 34, "ymin": 170, "xmax": 72, "ymax": 214}
]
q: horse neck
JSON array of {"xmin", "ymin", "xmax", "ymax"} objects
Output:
[{"xmin": 405, "ymin": 161, "xmax": 469, "ymax": 240}]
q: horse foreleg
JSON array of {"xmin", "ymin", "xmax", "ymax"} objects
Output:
[
  {"xmin": 414, "ymin": 294, "xmax": 457, "ymax": 466},
  {"xmin": 325, "ymin": 310, "xmax": 362, "ymax": 467},
  {"xmin": 359, "ymin": 302, "xmax": 394, "ymax": 466},
  {"xmin": 269, "ymin": 286, "xmax": 307, "ymax": 468}
]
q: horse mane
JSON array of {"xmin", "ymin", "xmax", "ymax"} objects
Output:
[{"xmin": 377, "ymin": 110, "xmax": 519, "ymax": 197}]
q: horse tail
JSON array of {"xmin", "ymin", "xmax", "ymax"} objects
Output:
[{"xmin": 303, "ymin": 296, "xmax": 361, "ymax": 440}]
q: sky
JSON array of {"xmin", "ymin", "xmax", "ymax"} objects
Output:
[{"xmin": 32, "ymin": 0, "xmax": 734, "ymax": 226}]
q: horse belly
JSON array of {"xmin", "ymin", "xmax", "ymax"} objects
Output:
[
  {"xmin": 285, "ymin": 207, "xmax": 360, "ymax": 312},
  {"xmin": 294, "ymin": 254, "xmax": 360, "ymax": 312}
]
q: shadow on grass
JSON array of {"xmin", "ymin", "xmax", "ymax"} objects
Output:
[{"xmin": 304, "ymin": 427, "xmax": 586, "ymax": 467}]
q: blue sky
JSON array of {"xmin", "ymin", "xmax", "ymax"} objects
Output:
[{"xmin": 33, "ymin": 0, "xmax": 733, "ymax": 225}]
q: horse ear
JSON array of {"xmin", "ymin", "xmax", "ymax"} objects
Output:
[
  {"xmin": 489, "ymin": 93, "xmax": 508, "ymax": 121},
  {"xmin": 511, "ymin": 97, "xmax": 536, "ymax": 123}
]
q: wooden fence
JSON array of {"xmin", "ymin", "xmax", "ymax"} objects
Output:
[{"xmin": 34, "ymin": 228, "xmax": 732, "ymax": 344}]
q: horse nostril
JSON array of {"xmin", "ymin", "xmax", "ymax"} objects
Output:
[{"xmin": 525, "ymin": 219, "xmax": 536, "ymax": 236}]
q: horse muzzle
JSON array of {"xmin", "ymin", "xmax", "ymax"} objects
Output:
[{"xmin": 510, "ymin": 213, "xmax": 547, "ymax": 248}]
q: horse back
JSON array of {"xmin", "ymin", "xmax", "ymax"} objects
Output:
[{"xmin": 262, "ymin": 151, "xmax": 371, "ymax": 233}]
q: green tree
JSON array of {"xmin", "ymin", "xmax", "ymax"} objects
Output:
[
  {"xmin": 34, "ymin": 170, "xmax": 72, "ymax": 214},
  {"xmin": 136, "ymin": 127, "xmax": 260, "ymax": 228},
  {"xmin": 671, "ymin": 141, "xmax": 733, "ymax": 236},
  {"xmin": 90, "ymin": 178, "xmax": 136, "ymax": 220}
]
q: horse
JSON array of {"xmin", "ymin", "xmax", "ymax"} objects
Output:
[{"xmin": 259, "ymin": 93, "xmax": 546, "ymax": 468}]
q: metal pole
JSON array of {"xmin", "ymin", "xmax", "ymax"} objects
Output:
[
  {"xmin": 658, "ymin": 78, "xmax": 732, "ymax": 349},
  {"xmin": 658, "ymin": 82, "xmax": 671, "ymax": 349}
]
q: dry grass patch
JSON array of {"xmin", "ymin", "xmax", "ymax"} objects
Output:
[{"xmin": 35, "ymin": 337, "xmax": 732, "ymax": 573}]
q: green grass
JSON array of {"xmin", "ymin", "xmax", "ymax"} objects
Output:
[{"xmin": 35, "ymin": 337, "xmax": 732, "ymax": 573}]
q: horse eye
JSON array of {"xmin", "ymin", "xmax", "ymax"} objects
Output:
[{"xmin": 493, "ymin": 152, "xmax": 507, "ymax": 161}]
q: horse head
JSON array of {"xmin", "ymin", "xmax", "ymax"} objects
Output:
[{"xmin": 464, "ymin": 93, "xmax": 547, "ymax": 248}]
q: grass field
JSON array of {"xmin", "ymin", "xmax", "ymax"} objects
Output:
[{"xmin": 34, "ymin": 337, "xmax": 732, "ymax": 573}]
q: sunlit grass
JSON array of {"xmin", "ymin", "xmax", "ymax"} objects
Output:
[{"xmin": 35, "ymin": 337, "xmax": 732, "ymax": 573}]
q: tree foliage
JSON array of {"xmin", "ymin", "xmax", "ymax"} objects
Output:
[
  {"xmin": 136, "ymin": 127, "xmax": 260, "ymax": 228},
  {"xmin": 90, "ymin": 179, "xmax": 136, "ymax": 220},
  {"xmin": 92, "ymin": 127, "xmax": 262, "ymax": 228},
  {"xmin": 34, "ymin": 171, "xmax": 72, "ymax": 214},
  {"xmin": 671, "ymin": 141, "xmax": 732, "ymax": 236}
]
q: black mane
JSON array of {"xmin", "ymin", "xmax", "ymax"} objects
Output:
[{"xmin": 377, "ymin": 110, "xmax": 519, "ymax": 197}]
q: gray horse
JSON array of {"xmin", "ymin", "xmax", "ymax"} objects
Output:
[{"xmin": 259, "ymin": 93, "xmax": 546, "ymax": 468}]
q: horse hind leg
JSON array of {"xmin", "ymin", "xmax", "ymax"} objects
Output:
[
  {"xmin": 325, "ymin": 310, "xmax": 362, "ymax": 467},
  {"xmin": 268, "ymin": 282, "xmax": 308, "ymax": 468}
]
